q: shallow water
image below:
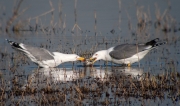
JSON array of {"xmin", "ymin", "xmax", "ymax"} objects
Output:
[{"xmin": 0, "ymin": 0, "xmax": 180, "ymax": 105}]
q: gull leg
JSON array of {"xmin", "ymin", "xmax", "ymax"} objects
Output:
[{"xmin": 127, "ymin": 63, "xmax": 131, "ymax": 67}]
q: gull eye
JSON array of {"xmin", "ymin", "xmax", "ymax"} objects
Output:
[{"xmin": 95, "ymin": 54, "xmax": 98, "ymax": 56}]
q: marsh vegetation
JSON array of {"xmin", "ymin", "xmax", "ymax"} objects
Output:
[{"xmin": 0, "ymin": 0, "xmax": 180, "ymax": 105}]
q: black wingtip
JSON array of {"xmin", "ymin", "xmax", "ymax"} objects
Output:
[
  {"xmin": 146, "ymin": 38, "xmax": 166, "ymax": 47},
  {"xmin": 145, "ymin": 38, "xmax": 159, "ymax": 46},
  {"xmin": 6, "ymin": 39, "xmax": 23, "ymax": 49}
]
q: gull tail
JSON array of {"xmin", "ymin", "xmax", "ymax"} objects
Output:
[
  {"xmin": 145, "ymin": 38, "xmax": 166, "ymax": 48},
  {"xmin": 6, "ymin": 39, "xmax": 23, "ymax": 50}
]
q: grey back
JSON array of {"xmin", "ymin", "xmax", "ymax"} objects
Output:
[{"xmin": 109, "ymin": 44, "xmax": 149, "ymax": 59}]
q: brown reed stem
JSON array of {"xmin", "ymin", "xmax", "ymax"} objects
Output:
[{"xmin": 6, "ymin": 0, "xmax": 24, "ymax": 32}]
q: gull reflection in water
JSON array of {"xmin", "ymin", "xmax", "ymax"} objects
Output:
[
  {"xmin": 111, "ymin": 66, "xmax": 143, "ymax": 80},
  {"xmin": 22, "ymin": 66, "xmax": 143, "ymax": 90},
  {"xmin": 22, "ymin": 68, "xmax": 80, "ymax": 90}
]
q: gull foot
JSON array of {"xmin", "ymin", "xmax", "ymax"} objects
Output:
[
  {"xmin": 127, "ymin": 63, "xmax": 131, "ymax": 67},
  {"xmin": 121, "ymin": 63, "xmax": 131, "ymax": 67}
]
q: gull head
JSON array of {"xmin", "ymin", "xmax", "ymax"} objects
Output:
[{"xmin": 89, "ymin": 50, "xmax": 106, "ymax": 64}]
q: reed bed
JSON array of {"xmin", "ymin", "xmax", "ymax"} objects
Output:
[
  {"xmin": 0, "ymin": 0, "xmax": 180, "ymax": 105},
  {"xmin": 0, "ymin": 66, "xmax": 180, "ymax": 105}
]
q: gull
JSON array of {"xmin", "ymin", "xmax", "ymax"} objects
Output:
[
  {"xmin": 6, "ymin": 39, "xmax": 85, "ymax": 68},
  {"xmin": 89, "ymin": 38, "xmax": 166, "ymax": 66}
]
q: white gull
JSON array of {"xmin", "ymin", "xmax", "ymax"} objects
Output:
[
  {"xmin": 6, "ymin": 39, "xmax": 85, "ymax": 68},
  {"xmin": 89, "ymin": 38, "xmax": 166, "ymax": 66}
]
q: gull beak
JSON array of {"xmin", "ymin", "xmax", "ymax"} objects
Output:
[
  {"xmin": 77, "ymin": 57, "xmax": 85, "ymax": 62},
  {"xmin": 89, "ymin": 57, "xmax": 97, "ymax": 63}
]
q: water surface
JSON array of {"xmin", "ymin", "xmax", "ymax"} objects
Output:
[{"xmin": 0, "ymin": 0, "xmax": 180, "ymax": 105}]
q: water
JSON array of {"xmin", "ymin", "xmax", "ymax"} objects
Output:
[{"xmin": 0, "ymin": 0, "xmax": 180, "ymax": 105}]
